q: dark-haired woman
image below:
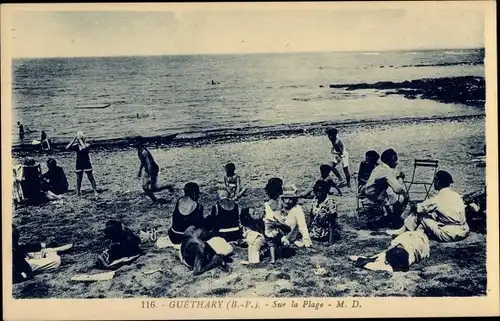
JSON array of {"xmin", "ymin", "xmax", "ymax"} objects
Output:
[{"xmin": 167, "ymin": 182, "xmax": 205, "ymax": 246}]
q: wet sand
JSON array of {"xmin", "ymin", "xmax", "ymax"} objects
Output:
[{"xmin": 12, "ymin": 117, "xmax": 486, "ymax": 298}]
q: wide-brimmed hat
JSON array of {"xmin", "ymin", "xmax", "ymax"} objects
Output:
[{"xmin": 281, "ymin": 184, "xmax": 299, "ymax": 198}]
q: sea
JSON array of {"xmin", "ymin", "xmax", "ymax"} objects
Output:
[{"xmin": 11, "ymin": 48, "xmax": 485, "ymax": 145}]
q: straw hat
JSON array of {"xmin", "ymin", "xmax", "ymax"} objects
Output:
[{"xmin": 281, "ymin": 184, "xmax": 299, "ymax": 198}]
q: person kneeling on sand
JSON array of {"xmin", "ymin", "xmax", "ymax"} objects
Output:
[
  {"xmin": 13, "ymin": 224, "xmax": 73, "ymax": 284},
  {"xmin": 386, "ymin": 170, "xmax": 469, "ymax": 242},
  {"xmin": 349, "ymin": 230, "xmax": 430, "ymax": 272},
  {"xmin": 167, "ymin": 182, "xmax": 205, "ymax": 247},
  {"xmin": 96, "ymin": 220, "xmax": 143, "ymax": 270},
  {"xmin": 207, "ymin": 189, "xmax": 244, "ymax": 244},
  {"xmin": 179, "ymin": 226, "xmax": 232, "ymax": 275}
]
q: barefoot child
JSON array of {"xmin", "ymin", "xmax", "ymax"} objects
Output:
[
  {"xmin": 224, "ymin": 162, "xmax": 247, "ymax": 200},
  {"xmin": 326, "ymin": 128, "xmax": 351, "ymax": 188},
  {"xmin": 135, "ymin": 136, "xmax": 173, "ymax": 203}
]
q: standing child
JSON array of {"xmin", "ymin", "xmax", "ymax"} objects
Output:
[
  {"xmin": 326, "ymin": 128, "xmax": 351, "ymax": 188},
  {"xmin": 224, "ymin": 162, "xmax": 247, "ymax": 200}
]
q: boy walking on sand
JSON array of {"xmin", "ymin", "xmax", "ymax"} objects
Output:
[{"xmin": 326, "ymin": 128, "xmax": 351, "ymax": 188}]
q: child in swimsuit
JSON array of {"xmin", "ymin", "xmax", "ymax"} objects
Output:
[{"xmin": 224, "ymin": 163, "xmax": 247, "ymax": 200}]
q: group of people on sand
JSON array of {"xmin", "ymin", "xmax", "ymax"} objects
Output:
[
  {"xmin": 13, "ymin": 131, "xmax": 99, "ymax": 207},
  {"xmin": 17, "ymin": 122, "xmax": 52, "ymax": 152},
  {"xmin": 12, "ymin": 127, "xmax": 482, "ymax": 283}
]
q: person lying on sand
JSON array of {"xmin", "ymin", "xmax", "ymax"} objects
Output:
[
  {"xmin": 349, "ymin": 230, "xmax": 430, "ymax": 272},
  {"xmin": 207, "ymin": 189, "xmax": 244, "ymax": 244},
  {"xmin": 361, "ymin": 148, "xmax": 408, "ymax": 225},
  {"xmin": 309, "ymin": 180, "xmax": 340, "ymax": 244},
  {"xmin": 13, "ymin": 224, "xmax": 73, "ymax": 284},
  {"xmin": 326, "ymin": 128, "xmax": 351, "ymax": 188},
  {"xmin": 386, "ymin": 171, "xmax": 469, "ymax": 242},
  {"xmin": 167, "ymin": 182, "xmax": 205, "ymax": 246},
  {"xmin": 96, "ymin": 220, "xmax": 143, "ymax": 270},
  {"xmin": 42, "ymin": 158, "xmax": 69, "ymax": 195},
  {"xmin": 135, "ymin": 136, "xmax": 173, "ymax": 203},
  {"xmin": 300, "ymin": 164, "xmax": 342, "ymax": 198},
  {"xmin": 357, "ymin": 150, "xmax": 380, "ymax": 191},
  {"xmin": 224, "ymin": 162, "xmax": 247, "ymax": 200},
  {"xmin": 179, "ymin": 226, "xmax": 232, "ymax": 276},
  {"xmin": 66, "ymin": 131, "xmax": 99, "ymax": 198}
]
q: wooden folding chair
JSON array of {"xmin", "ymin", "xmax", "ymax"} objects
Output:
[{"xmin": 404, "ymin": 159, "xmax": 439, "ymax": 203}]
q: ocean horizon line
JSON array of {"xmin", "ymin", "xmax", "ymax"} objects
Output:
[{"xmin": 12, "ymin": 47, "xmax": 485, "ymax": 60}]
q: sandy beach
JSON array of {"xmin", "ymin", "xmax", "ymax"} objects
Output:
[{"xmin": 12, "ymin": 116, "xmax": 486, "ymax": 298}]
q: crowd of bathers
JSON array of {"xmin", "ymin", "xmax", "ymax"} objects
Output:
[{"xmin": 12, "ymin": 127, "xmax": 487, "ymax": 283}]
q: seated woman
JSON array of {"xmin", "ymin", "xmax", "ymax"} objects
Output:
[
  {"xmin": 208, "ymin": 190, "xmax": 243, "ymax": 244},
  {"xmin": 309, "ymin": 180, "xmax": 340, "ymax": 244},
  {"xmin": 20, "ymin": 158, "xmax": 62, "ymax": 205},
  {"xmin": 42, "ymin": 158, "xmax": 69, "ymax": 195},
  {"xmin": 167, "ymin": 182, "xmax": 205, "ymax": 247}
]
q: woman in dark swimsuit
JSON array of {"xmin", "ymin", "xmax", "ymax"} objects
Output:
[
  {"xmin": 66, "ymin": 131, "xmax": 98, "ymax": 197},
  {"xmin": 208, "ymin": 189, "xmax": 243, "ymax": 243},
  {"xmin": 168, "ymin": 182, "xmax": 205, "ymax": 245}
]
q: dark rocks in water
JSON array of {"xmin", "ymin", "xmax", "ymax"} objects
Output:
[
  {"xmin": 328, "ymin": 76, "xmax": 485, "ymax": 108},
  {"xmin": 319, "ymin": 85, "xmax": 324, "ymax": 88}
]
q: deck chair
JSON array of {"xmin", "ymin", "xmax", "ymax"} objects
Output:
[{"xmin": 404, "ymin": 159, "xmax": 439, "ymax": 203}]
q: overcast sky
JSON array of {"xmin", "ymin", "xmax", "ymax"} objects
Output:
[{"xmin": 7, "ymin": 3, "xmax": 486, "ymax": 58}]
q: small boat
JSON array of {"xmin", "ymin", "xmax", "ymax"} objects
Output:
[
  {"xmin": 12, "ymin": 133, "xmax": 178, "ymax": 154},
  {"xmin": 75, "ymin": 103, "xmax": 111, "ymax": 109}
]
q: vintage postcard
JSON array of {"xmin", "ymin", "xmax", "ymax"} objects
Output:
[{"xmin": 2, "ymin": 1, "xmax": 498, "ymax": 320}]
